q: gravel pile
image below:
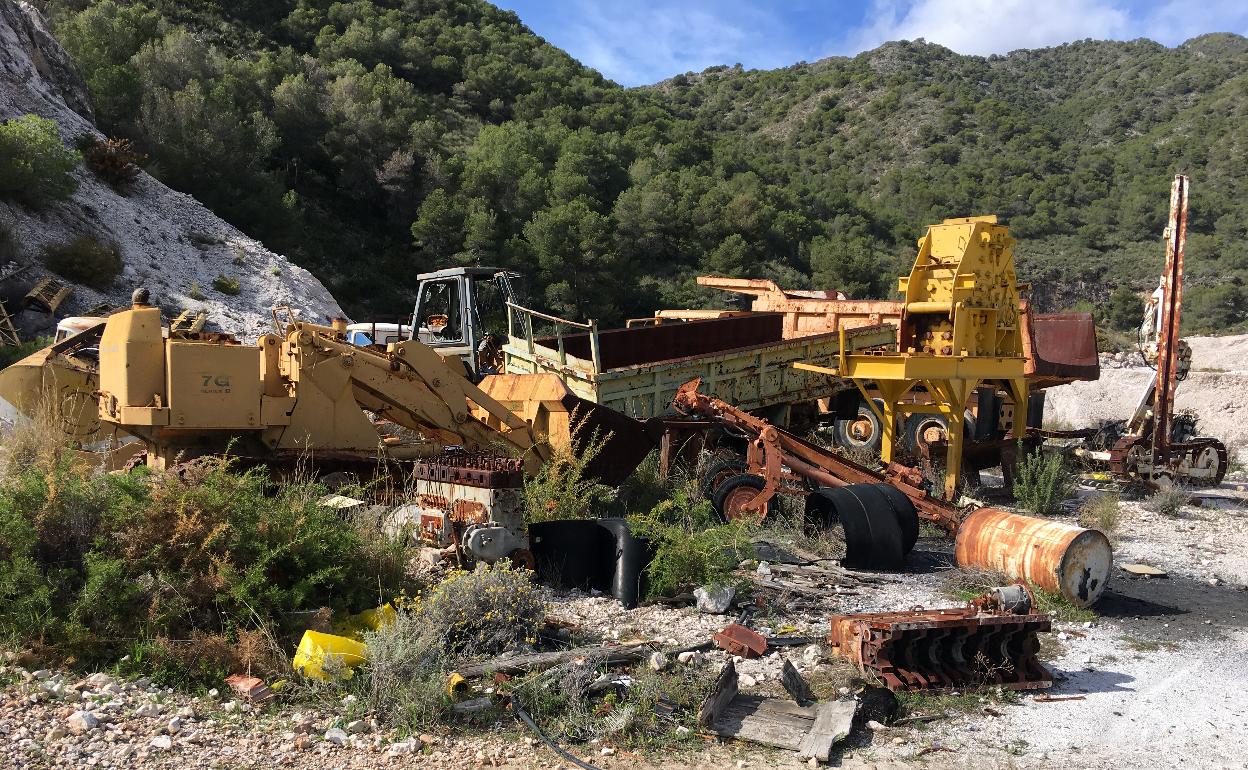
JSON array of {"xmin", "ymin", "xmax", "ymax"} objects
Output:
[{"xmin": 0, "ymin": 1, "xmax": 344, "ymax": 341}]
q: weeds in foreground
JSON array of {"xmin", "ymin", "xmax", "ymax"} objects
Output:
[
  {"xmin": 1078, "ymin": 492, "xmax": 1122, "ymax": 537},
  {"xmin": 420, "ymin": 561, "xmax": 545, "ymax": 656},
  {"xmin": 943, "ymin": 567, "xmax": 1095, "ymax": 623},
  {"xmin": 897, "ymin": 687, "xmax": 1019, "ymax": 721},
  {"xmin": 0, "ymin": 449, "xmax": 408, "ymax": 683},
  {"xmin": 361, "ymin": 608, "xmax": 449, "ymax": 732},
  {"xmin": 1118, "ymin": 636, "xmax": 1179, "ymax": 653},
  {"xmin": 523, "ymin": 414, "xmax": 611, "ymax": 523},
  {"xmin": 628, "ymin": 488, "xmax": 754, "ymax": 598},
  {"xmin": 1013, "ymin": 450, "xmax": 1076, "ymax": 516},
  {"xmin": 510, "ymin": 655, "xmax": 712, "ymax": 750},
  {"xmin": 1144, "ymin": 485, "xmax": 1191, "ymax": 517},
  {"xmin": 1028, "ymin": 584, "xmax": 1096, "ymax": 623}
]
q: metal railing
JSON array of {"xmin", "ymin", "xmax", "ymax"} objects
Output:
[{"xmin": 506, "ymin": 300, "xmax": 601, "ymax": 373}]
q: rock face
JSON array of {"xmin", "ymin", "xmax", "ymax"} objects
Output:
[{"xmin": 0, "ymin": 0, "xmax": 343, "ymax": 340}]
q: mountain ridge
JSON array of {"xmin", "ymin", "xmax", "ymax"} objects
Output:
[{"xmin": 23, "ymin": 1, "xmax": 1248, "ymax": 334}]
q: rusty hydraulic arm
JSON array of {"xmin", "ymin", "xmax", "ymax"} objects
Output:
[{"xmin": 672, "ymin": 378, "xmax": 963, "ymax": 533}]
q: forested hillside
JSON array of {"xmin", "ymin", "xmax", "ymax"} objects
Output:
[{"xmin": 36, "ymin": 0, "xmax": 1248, "ymax": 332}]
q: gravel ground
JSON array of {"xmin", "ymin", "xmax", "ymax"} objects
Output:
[
  {"xmin": 7, "ymin": 487, "xmax": 1245, "ymax": 770},
  {"xmin": 1045, "ymin": 339, "xmax": 1248, "ymax": 464}
]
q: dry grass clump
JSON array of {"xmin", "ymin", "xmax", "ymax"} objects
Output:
[
  {"xmin": 1078, "ymin": 492, "xmax": 1122, "ymax": 536},
  {"xmin": 419, "ymin": 560, "xmax": 545, "ymax": 656},
  {"xmin": 362, "ymin": 608, "xmax": 449, "ymax": 731},
  {"xmin": 1144, "ymin": 485, "xmax": 1191, "ymax": 517}
]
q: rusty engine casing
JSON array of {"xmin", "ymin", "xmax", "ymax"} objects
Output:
[
  {"xmin": 384, "ymin": 453, "xmax": 529, "ymax": 565},
  {"xmin": 828, "ymin": 604, "xmax": 1052, "ymax": 692}
]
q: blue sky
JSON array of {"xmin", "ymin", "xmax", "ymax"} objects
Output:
[{"xmin": 492, "ymin": 1, "xmax": 1248, "ymax": 86}]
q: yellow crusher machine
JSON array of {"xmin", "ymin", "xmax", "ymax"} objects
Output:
[{"xmin": 797, "ymin": 216, "xmax": 1030, "ymax": 498}]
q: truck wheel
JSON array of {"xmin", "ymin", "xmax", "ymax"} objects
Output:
[
  {"xmin": 700, "ymin": 458, "xmax": 748, "ymax": 500},
  {"xmin": 902, "ymin": 412, "xmax": 976, "ymax": 454},
  {"xmin": 834, "ymin": 399, "xmax": 885, "ymax": 454},
  {"xmin": 713, "ymin": 474, "xmax": 773, "ymax": 523}
]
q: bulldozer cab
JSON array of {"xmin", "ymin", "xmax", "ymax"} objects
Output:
[{"xmin": 411, "ymin": 267, "xmax": 519, "ymax": 379}]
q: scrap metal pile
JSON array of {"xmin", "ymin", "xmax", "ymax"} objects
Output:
[{"xmin": 828, "ymin": 586, "xmax": 1053, "ymax": 693}]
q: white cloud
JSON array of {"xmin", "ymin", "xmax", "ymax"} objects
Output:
[
  {"xmin": 1137, "ymin": 0, "xmax": 1248, "ymax": 45},
  {"xmin": 562, "ymin": 0, "xmax": 792, "ymax": 85},
  {"xmin": 846, "ymin": 0, "xmax": 1132, "ymax": 56}
]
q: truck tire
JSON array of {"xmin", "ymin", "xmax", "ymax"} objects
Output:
[
  {"xmin": 902, "ymin": 411, "xmax": 976, "ymax": 454},
  {"xmin": 700, "ymin": 458, "xmax": 748, "ymax": 500},
  {"xmin": 713, "ymin": 474, "xmax": 773, "ymax": 523},
  {"xmin": 834, "ymin": 399, "xmax": 886, "ymax": 454},
  {"xmin": 805, "ymin": 484, "xmax": 913, "ymax": 570}
]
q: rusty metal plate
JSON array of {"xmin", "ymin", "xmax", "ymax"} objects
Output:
[
  {"xmin": 1023, "ymin": 311, "xmax": 1100, "ymax": 383},
  {"xmin": 713, "ymin": 623, "xmax": 768, "ymax": 659},
  {"xmin": 829, "ymin": 607, "xmax": 1052, "ymax": 692},
  {"xmin": 537, "ymin": 313, "xmax": 785, "ymax": 371}
]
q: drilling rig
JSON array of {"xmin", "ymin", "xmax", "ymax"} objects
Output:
[{"xmin": 1071, "ymin": 175, "xmax": 1228, "ymax": 488}]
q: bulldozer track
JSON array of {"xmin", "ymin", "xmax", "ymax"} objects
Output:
[{"xmin": 1108, "ymin": 434, "xmax": 1228, "ymax": 488}]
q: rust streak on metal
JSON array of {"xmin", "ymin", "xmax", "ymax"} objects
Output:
[
  {"xmin": 954, "ymin": 508, "xmax": 1113, "ymax": 607},
  {"xmin": 828, "ymin": 605, "xmax": 1053, "ymax": 692}
]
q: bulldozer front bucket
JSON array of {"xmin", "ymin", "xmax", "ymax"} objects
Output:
[{"xmin": 476, "ymin": 373, "xmax": 658, "ymax": 486}]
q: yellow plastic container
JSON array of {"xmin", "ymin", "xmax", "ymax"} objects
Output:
[
  {"xmin": 331, "ymin": 602, "xmax": 398, "ymax": 640},
  {"xmin": 292, "ymin": 630, "xmax": 368, "ymax": 681}
]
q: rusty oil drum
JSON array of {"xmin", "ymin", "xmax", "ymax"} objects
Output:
[{"xmin": 954, "ymin": 509, "xmax": 1113, "ymax": 607}]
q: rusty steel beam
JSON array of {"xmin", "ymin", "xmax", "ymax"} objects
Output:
[{"xmin": 1152, "ymin": 175, "xmax": 1188, "ymax": 476}]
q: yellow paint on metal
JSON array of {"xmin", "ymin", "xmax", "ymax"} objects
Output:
[{"xmin": 796, "ymin": 216, "xmax": 1030, "ymax": 498}]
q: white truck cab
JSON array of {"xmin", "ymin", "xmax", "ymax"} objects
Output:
[{"xmin": 410, "ymin": 267, "xmax": 519, "ymax": 379}]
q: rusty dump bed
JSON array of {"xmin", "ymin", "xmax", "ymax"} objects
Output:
[
  {"xmin": 1023, "ymin": 311, "xmax": 1100, "ymax": 386},
  {"xmin": 505, "ymin": 312, "xmax": 897, "ymax": 421},
  {"xmin": 536, "ymin": 313, "xmax": 787, "ymax": 370}
]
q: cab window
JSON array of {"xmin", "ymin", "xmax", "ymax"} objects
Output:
[{"xmin": 418, "ymin": 280, "xmax": 462, "ymax": 342}]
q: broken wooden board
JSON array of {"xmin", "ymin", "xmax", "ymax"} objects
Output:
[
  {"xmin": 1120, "ymin": 563, "xmax": 1168, "ymax": 578},
  {"xmin": 699, "ymin": 662, "xmax": 855, "ymax": 762},
  {"xmin": 457, "ymin": 644, "xmax": 651, "ymax": 678}
]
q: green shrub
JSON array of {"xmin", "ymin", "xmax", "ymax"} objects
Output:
[
  {"xmin": 42, "ymin": 236, "xmax": 122, "ymax": 289},
  {"xmin": 0, "ymin": 115, "xmax": 80, "ymax": 206},
  {"xmin": 628, "ymin": 489, "xmax": 754, "ymax": 598},
  {"xmin": 1012, "ymin": 451, "xmax": 1076, "ymax": 516},
  {"xmin": 79, "ymin": 135, "xmax": 144, "ymax": 190},
  {"xmin": 362, "ymin": 607, "xmax": 449, "ymax": 731},
  {"xmin": 187, "ymin": 280, "xmax": 205, "ymax": 301},
  {"xmin": 212, "ymin": 274, "xmax": 241, "ymax": 295},
  {"xmin": 418, "ymin": 561, "xmax": 545, "ymax": 656},
  {"xmin": 523, "ymin": 416, "xmax": 610, "ymax": 523},
  {"xmin": 0, "ymin": 337, "xmax": 52, "ymax": 369},
  {"xmin": 0, "ymin": 453, "xmax": 407, "ymax": 679},
  {"xmin": 1144, "ymin": 485, "xmax": 1190, "ymax": 517}
]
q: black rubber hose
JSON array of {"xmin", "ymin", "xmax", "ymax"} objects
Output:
[{"xmin": 512, "ymin": 697, "xmax": 606, "ymax": 770}]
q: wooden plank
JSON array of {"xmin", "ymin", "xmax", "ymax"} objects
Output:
[
  {"xmin": 712, "ymin": 696, "xmax": 810, "ymax": 750},
  {"xmin": 781, "ymin": 659, "xmax": 815, "ymax": 706},
  {"xmin": 698, "ymin": 662, "xmax": 739, "ymax": 727},
  {"xmin": 456, "ymin": 644, "xmax": 650, "ymax": 678},
  {"xmin": 798, "ymin": 701, "xmax": 856, "ymax": 761}
]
